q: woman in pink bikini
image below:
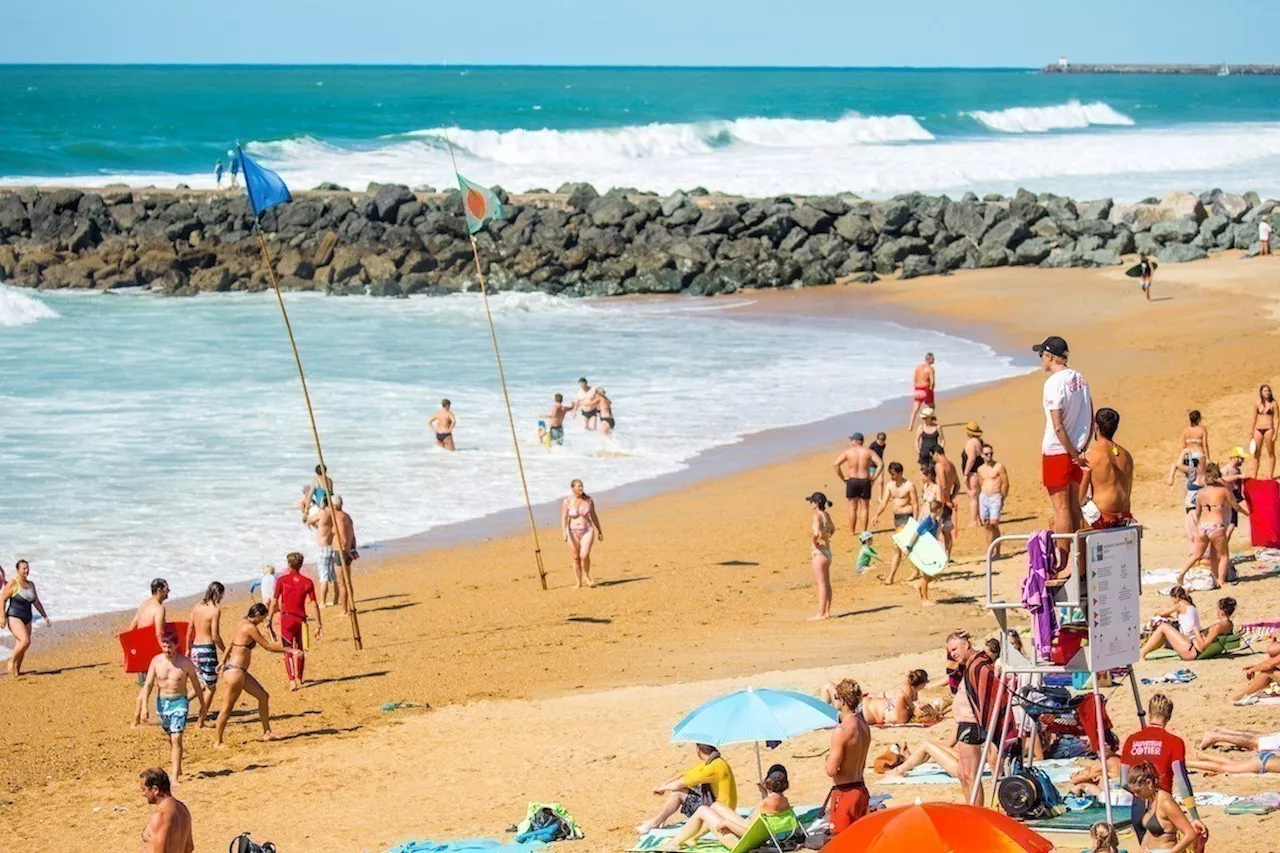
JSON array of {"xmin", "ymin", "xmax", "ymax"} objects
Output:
[
  {"xmin": 562, "ymin": 479, "xmax": 604, "ymax": 588},
  {"xmin": 1177, "ymin": 463, "xmax": 1248, "ymax": 589}
]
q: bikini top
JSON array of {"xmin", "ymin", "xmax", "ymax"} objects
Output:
[
  {"xmin": 566, "ymin": 498, "xmax": 593, "ymax": 518},
  {"xmin": 232, "ymin": 634, "xmax": 257, "ymax": 650},
  {"xmin": 1143, "ymin": 804, "xmax": 1167, "ymax": 837}
]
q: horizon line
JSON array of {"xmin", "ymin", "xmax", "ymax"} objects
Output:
[{"xmin": 0, "ymin": 62, "xmax": 1048, "ymax": 71}]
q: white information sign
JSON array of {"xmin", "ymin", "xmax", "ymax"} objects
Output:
[{"xmin": 1086, "ymin": 527, "xmax": 1142, "ymax": 671}]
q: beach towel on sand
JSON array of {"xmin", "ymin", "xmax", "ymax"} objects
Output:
[
  {"xmin": 388, "ymin": 840, "xmax": 544, "ymax": 853},
  {"xmin": 880, "ymin": 759, "xmax": 1079, "ymax": 786},
  {"xmin": 627, "ymin": 803, "xmax": 884, "ymax": 852}
]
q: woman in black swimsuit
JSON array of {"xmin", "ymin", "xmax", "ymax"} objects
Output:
[
  {"xmin": 213, "ymin": 603, "xmax": 298, "ymax": 747},
  {"xmin": 1127, "ymin": 761, "xmax": 1196, "ymax": 853},
  {"xmin": 1250, "ymin": 384, "xmax": 1277, "ymax": 479},
  {"xmin": 2, "ymin": 560, "xmax": 51, "ymax": 677},
  {"xmin": 914, "ymin": 408, "xmax": 944, "ymax": 466}
]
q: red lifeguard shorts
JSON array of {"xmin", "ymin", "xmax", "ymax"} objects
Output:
[
  {"xmin": 913, "ymin": 386, "xmax": 935, "ymax": 405},
  {"xmin": 1042, "ymin": 453, "xmax": 1084, "ymax": 493}
]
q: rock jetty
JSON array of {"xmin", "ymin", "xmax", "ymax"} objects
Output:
[{"xmin": 0, "ymin": 184, "xmax": 1275, "ymax": 297}]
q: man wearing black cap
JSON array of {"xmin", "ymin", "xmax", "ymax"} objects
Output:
[
  {"xmin": 833, "ymin": 433, "xmax": 883, "ymax": 536},
  {"xmin": 1034, "ymin": 336, "xmax": 1093, "ymax": 564}
]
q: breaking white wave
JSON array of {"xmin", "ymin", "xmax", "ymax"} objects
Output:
[
  {"xmin": 0, "ymin": 283, "xmax": 60, "ymax": 327},
  {"xmin": 967, "ymin": 100, "xmax": 1135, "ymax": 133},
  {"xmin": 395, "ymin": 113, "xmax": 935, "ymax": 163}
]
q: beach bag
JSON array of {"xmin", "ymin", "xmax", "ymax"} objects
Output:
[
  {"xmin": 229, "ymin": 833, "xmax": 276, "ymax": 853},
  {"xmin": 872, "ymin": 745, "xmax": 905, "ymax": 774}
]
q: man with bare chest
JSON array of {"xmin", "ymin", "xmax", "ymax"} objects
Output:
[
  {"xmin": 825, "ymin": 678, "xmax": 872, "ymax": 835},
  {"xmin": 139, "ymin": 768, "xmax": 194, "ymax": 853}
]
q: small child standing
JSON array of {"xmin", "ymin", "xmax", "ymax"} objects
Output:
[{"xmin": 259, "ymin": 564, "xmax": 277, "ymax": 606}]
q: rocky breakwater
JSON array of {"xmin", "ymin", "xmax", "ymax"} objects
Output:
[{"xmin": 0, "ymin": 184, "xmax": 1276, "ymax": 298}]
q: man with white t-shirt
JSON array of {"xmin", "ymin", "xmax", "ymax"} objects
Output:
[
  {"xmin": 1035, "ymin": 335, "xmax": 1093, "ymax": 569},
  {"xmin": 1260, "ymin": 218, "xmax": 1273, "ymax": 256}
]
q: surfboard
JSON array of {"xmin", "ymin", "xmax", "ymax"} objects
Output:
[
  {"xmin": 891, "ymin": 518, "xmax": 949, "ymax": 577},
  {"xmin": 1125, "ymin": 260, "xmax": 1158, "ymax": 278},
  {"xmin": 118, "ymin": 621, "xmax": 191, "ymax": 673}
]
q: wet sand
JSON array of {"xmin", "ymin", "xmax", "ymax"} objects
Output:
[{"xmin": 5, "ymin": 254, "xmax": 1280, "ymax": 852}]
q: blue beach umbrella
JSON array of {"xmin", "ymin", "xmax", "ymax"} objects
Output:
[{"xmin": 671, "ymin": 687, "xmax": 838, "ymax": 780}]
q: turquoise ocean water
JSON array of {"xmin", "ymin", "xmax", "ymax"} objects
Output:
[
  {"xmin": 4, "ymin": 66, "xmax": 1280, "ymax": 198},
  {"xmin": 4, "ymin": 65, "xmax": 1277, "ymax": 621}
]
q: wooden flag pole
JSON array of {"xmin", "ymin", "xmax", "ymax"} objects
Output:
[
  {"xmin": 444, "ymin": 135, "xmax": 548, "ymax": 590},
  {"xmin": 255, "ymin": 225, "xmax": 364, "ymax": 649},
  {"xmin": 466, "ymin": 234, "xmax": 548, "ymax": 590}
]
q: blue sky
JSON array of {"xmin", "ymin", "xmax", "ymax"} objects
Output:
[{"xmin": 3, "ymin": 0, "xmax": 1275, "ymax": 65}]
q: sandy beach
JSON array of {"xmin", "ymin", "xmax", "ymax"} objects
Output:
[{"xmin": 6, "ymin": 252, "xmax": 1280, "ymax": 852}]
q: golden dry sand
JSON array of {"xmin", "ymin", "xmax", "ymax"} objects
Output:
[{"xmin": 5, "ymin": 254, "xmax": 1280, "ymax": 851}]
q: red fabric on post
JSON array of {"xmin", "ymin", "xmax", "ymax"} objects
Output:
[{"xmin": 1244, "ymin": 479, "xmax": 1280, "ymax": 548}]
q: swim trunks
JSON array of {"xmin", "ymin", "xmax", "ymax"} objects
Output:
[
  {"xmin": 580, "ymin": 408, "xmax": 598, "ymax": 419},
  {"xmin": 979, "ymin": 493, "xmax": 1003, "ymax": 522},
  {"xmin": 191, "ymin": 642, "xmax": 219, "ymax": 688},
  {"xmin": 549, "ymin": 426, "xmax": 564, "ymax": 445},
  {"xmin": 317, "ymin": 546, "xmax": 338, "ymax": 583},
  {"xmin": 434, "ymin": 432, "xmax": 451, "ymax": 443},
  {"xmin": 1092, "ymin": 511, "xmax": 1134, "ymax": 530},
  {"xmin": 826, "ymin": 781, "xmax": 869, "ymax": 833},
  {"xmin": 957, "ymin": 721, "xmax": 987, "ymax": 746},
  {"xmin": 845, "ymin": 478, "xmax": 872, "ymax": 501},
  {"xmin": 1260, "ymin": 752, "xmax": 1279, "ymax": 773},
  {"xmin": 913, "ymin": 386, "xmax": 935, "ymax": 405},
  {"xmin": 602, "ymin": 417, "xmax": 615, "ymax": 428},
  {"xmin": 893, "ymin": 512, "xmax": 913, "ymax": 529},
  {"xmin": 156, "ymin": 695, "xmax": 189, "ymax": 735},
  {"xmin": 1042, "ymin": 453, "xmax": 1084, "ymax": 493}
]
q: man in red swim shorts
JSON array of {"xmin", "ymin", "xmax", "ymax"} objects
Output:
[
  {"xmin": 267, "ymin": 551, "xmax": 322, "ymax": 691},
  {"xmin": 1035, "ymin": 336, "xmax": 1093, "ymax": 565},
  {"xmin": 908, "ymin": 352, "xmax": 936, "ymax": 429},
  {"xmin": 825, "ymin": 679, "xmax": 871, "ymax": 834}
]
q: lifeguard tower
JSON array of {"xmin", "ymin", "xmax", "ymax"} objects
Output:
[{"xmin": 977, "ymin": 526, "xmax": 1146, "ymax": 827}]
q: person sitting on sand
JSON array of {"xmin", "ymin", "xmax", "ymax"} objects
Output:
[
  {"xmin": 883, "ymin": 737, "xmax": 961, "ymax": 779},
  {"xmin": 665, "ymin": 764, "xmax": 793, "ymax": 851},
  {"xmin": 1148, "ymin": 586, "xmax": 1200, "ymax": 639},
  {"xmin": 213, "ymin": 603, "xmax": 301, "ymax": 748},
  {"xmin": 1081, "ymin": 408, "xmax": 1134, "ymax": 530},
  {"xmin": 861, "ymin": 669, "xmax": 929, "ymax": 726},
  {"xmin": 637, "ymin": 743, "xmax": 737, "ymax": 834},
  {"xmin": 137, "ymin": 630, "xmax": 208, "ymax": 781},
  {"xmin": 1141, "ymin": 596, "xmax": 1235, "ymax": 661},
  {"xmin": 1229, "ymin": 646, "xmax": 1280, "ymax": 704},
  {"xmin": 854, "ymin": 531, "xmax": 880, "ymax": 576},
  {"xmin": 1177, "ymin": 463, "xmax": 1247, "ymax": 589}
]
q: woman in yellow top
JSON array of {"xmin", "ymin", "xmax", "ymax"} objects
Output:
[
  {"xmin": 667, "ymin": 764, "xmax": 792, "ymax": 850},
  {"xmin": 637, "ymin": 743, "xmax": 737, "ymax": 834}
]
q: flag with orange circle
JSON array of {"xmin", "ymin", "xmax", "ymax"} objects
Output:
[{"xmin": 457, "ymin": 174, "xmax": 505, "ymax": 234}]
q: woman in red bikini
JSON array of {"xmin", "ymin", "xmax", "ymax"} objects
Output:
[{"xmin": 561, "ymin": 479, "xmax": 604, "ymax": 588}]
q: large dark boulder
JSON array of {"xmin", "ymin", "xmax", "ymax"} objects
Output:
[
  {"xmin": 587, "ymin": 195, "xmax": 636, "ymax": 227},
  {"xmin": 1156, "ymin": 243, "xmax": 1208, "ymax": 264},
  {"xmin": 872, "ymin": 236, "xmax": 928, "ymax": 273},
  {"xmin": 1013, "ymin": 237, "xmax": 1053, "ymax": 265},
  {"xmin": 807, "ymin": 196, "xmax": 850, "ymax": 216},
  {"xmin": 871, "ymin": 199, "xmax": 912, "ymax": 234},
  {"xmin": 374, "ymin": 185, "xmax": 415, "ymax": 223},
  {"xmin": 560, "ymin": 182, "xmax": 599, "ymax": 212},
  {"xmin": 898, "ymin": 255, "xmax": 936, "ymax": 279},
  {"xmin": 0, "ymin": 194, "xmax": 30, "ymax": 236},
  {"xmin": 943, "ymin": 201, "xmax": 987, "ymax": 242},
  {"xmin": 1044, "ymin": 195, "xmax": 1078, "ymax": 223},
  {"xmin": 977, "ymin": 245, "xmax": 1011, "ymax": 268},
  {"xmin": 792, "ymin": 205, "xmax": 833, "ymax": 234},
  {"xmin": 934, "ymin": 239, "xmax": 975, "ymax": 272},
  {"xmin": 833, "ymin": 213, "xmax": 876, "ymax": 248},
  {"xmin": 691, "ymin": 207, "xmax": 740, "ymax": 236},
  {"xmin": 623, "ymin": 268, "xmax": 689, "ymax": 294},
  {"xmin": 1079, "ymin": 199, "xmax": 1114, "ymax": 222},
  {"xmin": 980, "ymin": 218, "xmax": 1030, "ymax": 252},
  {"xmin": 744, "ymin": 212, "xmax": 796, "ymax": 246},
  {"xmin": 67, "ymin": 219, "xmax": 101, "ymax": 252},
  {"xmin": 1009, "ymin": 189, "xmax": 1046, "ymax": 224},
  {"xmin": 799, "ymin": 260, "xmax": 836, "ymax": 286},
  {"xmin": 1149, "ymin": 219, "xmax": 1199, "ymax": 244}
]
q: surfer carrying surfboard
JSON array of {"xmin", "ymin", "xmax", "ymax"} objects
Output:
[
  {"xmin": 903, "ymin": 501, "xmax": 945, "ymax": 606},
  {"xmin": 1139, "ymin": 253, "xmax": 1154, "ymax": 301}
]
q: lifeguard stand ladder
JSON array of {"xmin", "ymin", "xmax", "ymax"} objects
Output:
[{"xmin": 975, "ymin": 527, "xmax": 1147, "ymax": 828}]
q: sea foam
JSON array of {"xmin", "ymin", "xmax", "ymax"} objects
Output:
[
  {"xmin": 0, "ymin": 283, "xmax": 60, "ymax": 326},
  {"xmin": 966, "ymin": 100, "xmax": 1135, "ymax": 133}
]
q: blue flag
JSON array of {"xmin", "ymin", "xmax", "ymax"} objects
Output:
[{"xmin": 238, "ymin": 146, "xmax": 292, "ymax": 217}]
